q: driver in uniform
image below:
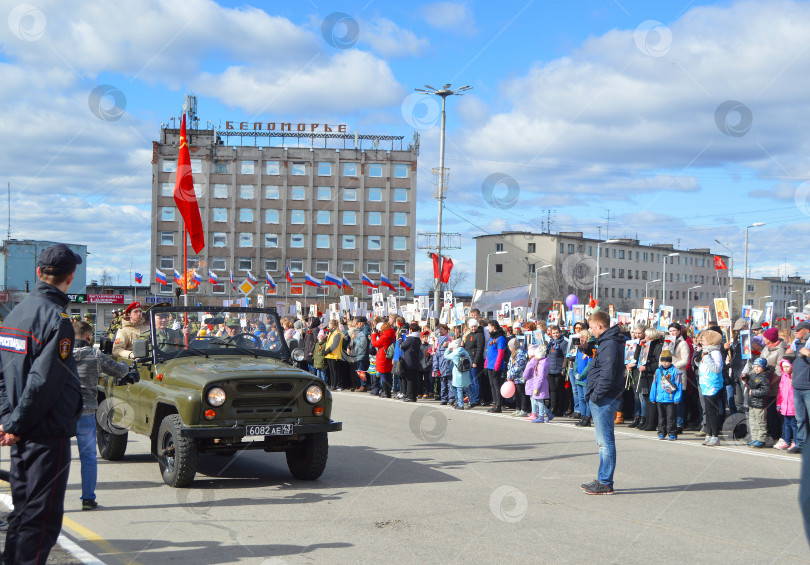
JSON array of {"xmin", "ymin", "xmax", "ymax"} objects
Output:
[
  {"xmin": 222, "ymin": 318, "xmax": 256, "ymax": 348},
  {"xmin": 153, "ymin": 309, "xmax": 185, "ymax": 351}
]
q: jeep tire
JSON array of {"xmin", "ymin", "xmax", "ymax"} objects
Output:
[
  {"xmin": 157, "ymin": 414, "xmax": 198, "ymax": 487},
  {"xmin": 285, "ymin": 432, "xmax": 328, "ymax": 480},
  {"xmin": 97, "ymin": 423, "xmax": 128, "ymax": 461}
]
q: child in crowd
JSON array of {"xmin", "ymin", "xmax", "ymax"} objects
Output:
[
  {"xmin": 573, "ymin": 330, "xmax": 594, "ymax": 427},
  {"xmin": 775, "ymin": 358, "xmax": 797, "ymax": 450},
  {"xmin": 523, "ymin": 344, "xmax": 553, "ymax": 423},
  {"xmin": 445, "ymin": 340, "xmax": 472, "ymax": 410},
  {"xmin": 313, "ymin": 329, "xmax": 328, "ymax": 383},
  {"xmin": 506, "ymin": 338, "xmax": 529, "ymax": 417},
  {"xmin": 649, "ymin": 349, "xmax": 683, "ymax": 440},
  {"xmin": 745, "ymin": 358, "xmax": 771, "ymax": 448}
]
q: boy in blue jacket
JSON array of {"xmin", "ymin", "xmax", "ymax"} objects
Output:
[{"xmin": 650, "ymin": 349, "xmax": 683, "ymax": 440}]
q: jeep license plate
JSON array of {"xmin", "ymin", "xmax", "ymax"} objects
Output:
[{"xmin": 245, "ymin": 424, "xmax": 293, "ymax": 437}]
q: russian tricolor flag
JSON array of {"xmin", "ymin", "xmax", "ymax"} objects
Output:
[
  {"xmin": 399, "ymin": 274, "xmax": 413, "ymax": 291},
  {"xmin": 380, "ymin": 274, "xmax": 396, "ymax": 291},
  {"xmin": 362, "ymin": 273, "xmax": 378, "ymax": 288},
  {"xmin": 208, "ymin": 270, "xmax": 218, "ymax": 284},
  {"xmin": 134, "ymin": 272, "xmax": 143, "ymax": 284},
  {"xmin": 266, "ymin": 272, "xmax": 276, "ymax": 289},
  {"xmin": 174, "ymin": 269, "xmax": 182, "ymax": 285},
  {"xmin": 192, "ymin": 270, "xmax": 204, "ymax": 284},
  {"xmin": 324, "ymin": 272, "xmax": 342, "ymax": 287},
  {"xmin": 247, "ymin": 271, "xmax": 258, "ymax": 285},
  {"xmin": 286, "ymin": 266, "xmax": 293, "ymax": 282},
  {"xmin": 342, "ymin": 276, "xmax": 353, "ymax": 289},
  {"xmin": 304, "ymin": 272, "xmax": 322, "ymax": 287},
  {"xmin": 156, "ymin": 269, "xmax": 167, "ymax": 285},
  {"xmin": 229, "ymin": 270, "xmax": 236, "ymax": 290}
]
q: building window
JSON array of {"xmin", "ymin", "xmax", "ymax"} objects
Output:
[
  {"xmin": 393, "ymin": 164, "xmax": 408, "ymax": 178},
  {"xmin": 367, "ymin": 236, "xmax": 382, "ymax": 250},
  {"xmin": 266, "ymin": 161, "xmax": 280, "ymax": 175},
  {"xmin": 495, "ymin": 264, "xmax": 503, "ymax": 273},
  {"xmin": 315, "ymin": 260, "xmax": 329, "ymax": 272},
  {"xmin": 290, "ymin": 260, "xmax": 304, "ymax": 273},
  {"xmin": 342, "ymin": 235, "xmax": 356, "ymax": 249},
  {"xmin": 265, "ymin": 185, "xmax": 279, "ymax": 199},
  {"xmin": 160, "ymin": 231, "xmax": 174, "ymax": 245},
  {"xmin": 611, "ymin": 268, "xmax": 616, "ymax": 278},
  {"xmin": 588, "ymin": 245, "xmax": 593, "ymax": 256},
  {"xmin": 343, "ymin": 211, "xmax": 356, "ymax": 225},
  {"xmin": 392, "ymin": 261, "xmax": 406, "ymax": 274},
  {"xmin": 368, "ymin": 188, "xmax": 382, "ymax": 201},
  {"xmin": 161, "ymin": 183, "xmax": 173, "ymax": 197},
  {"xmin": 211, "ymin": 283, "xmax": 225, "ymax": 294},
  {"xmin": 368, "ymin": 164, "xmax": 383, "ymax": 177},
  {"xmin": 291, "ymin": 210, "xmax": 305, "ymax": 224},
  {"xmin": 618, "ymin": 269, "xmax": 624, "ymax": 278},
  {"xmin": 264, "ymin": 234, "xmax": 279, "ymax": 248},
  {"xmin": 496, "ymin": 243, "xmax": 504, "ymax": 252},
  {"xmin": 367, "ymin": 261, "xmax": 380, "ymax": 274},
  {"xmin": 317, "ymin": 210, "xmax": 331, "ymax": 224},
  {"xmin": 161, "ymin": 160, "xmax": 176, "ymax": 173},
  {"xmin": 290, "ymin": 186, "xmax": 305, "ymax": 200},
  {"xmin": 265, "ymin": 209, "xmax": 279, "ymax": 224},
  {"xmin": 290, "ymin": 234, "xmax": 305, "ymax": 248},
  {"xmin": 213, "ymin": 184, "xmax": 228, "ymax": 198},
  {"xmin": 190, "ymin": 159, "xmax": 202, "ymax": 173},
  {"xmin": 747, "ymin": 284, "xmax": 754, "ymax": 292},
  {"xmin": 214, "ymin": 161, "xmax": 228, "ymax": 174},
  {"xmin": 161, "ymin": 207, "xmax": 175, "ymax": 221},
  {"xmin": 159, "ymin": 283, "xmax": 173, "ymax": 294},
  {"xmin": 368, "ymin": 211, "xmax": 382, "ymax": 225},
  {"xmin": 392, "ymin": 237, "xmax": 407, "ymax": 250},
  {"xmin": 578, "ymin": 244, "xmax": 583, "ymax": 253},
  {"xmin": 568, "ymin": 244, "xmax": 574, "ymax": 254},
  {"xmin": 212, "ymin": 208, "xmax": 227, "ymax": 222},
  {"xmin": 239, "ymin": 208, "xmax": 253, "ymax": 222},
  {"xmin": 238, "ymin": 258, "xmax": 252, "ymax": 271},
  {"xmin": 316, "ymin": 235, "xmax": 330, "ymax": 248},
  {"xmin": 239, "ymin": 233, "xmax": 253, "ymax": 247},
  {"xmin": 264, "ymin": 259, "xmax": 278, "ymax": 271},
  {"xmin": 343, "ymin": 188, "xmax": 357, "ymax": 201},
  {"xmin": 612, "ymin": 249, "xmax": 616, "ymax": 258},
  {"xmin": 393, "ymin": 212, "xmax": 407, "ymax": 226},
  {"xmin": 560, "ymin": 243, "xmax": 564, "ymax": 253},
  {"xmin": 635, "ymin": 252, "xmax": 639, "ymax": 261},
  {"xmin": 318, "ymin": 162, "xmax": 332, "ymax": 176},
  {"xmin": 211, "ymin": 257, "xmax": 227, "ymax": 270},
  {"xmin": 393, "ymin": 188, "xmax": 408, "ymax": 202},
  {"xmin": 240, "ymin": 161, "xmax": 254, "ymax": 175},
  {"xmin": 619, "ymin": 288, "xmax": 625, "ymax": 298},
  {"xmin": 317, "ymin": 186, "xmax": 331, "ymax": 200},
  {"xmin": 291, "ymin": 163, "xmax": 306, "ymax": 175},
  {"xmin": 240, "ymin": 185, "xmax": 254, "ymax": 199},
  {"xmin": 619, "ymin": 250, "xmax": 625, "ymax": 259},
  {"xmin": 159, "ymin": 256, "xmax": 174, "ymax": 270},
  {"xmin": 529, "ymin": 264, "xmax": 536, "ymax": 274},
  {"xmin": 528, "ymin": 243, "xmax": 536, "ymax": 253},
  {"xmin": 212, "ymin": 233, "xmax": 227, "ymax": 247},
  {"xmin": 341, "ymin": 260, "xmax": 355, "ymax": 273},
  {"xmin": 343, "ymin": 163, "xmax": 357, "ymax": 176}
]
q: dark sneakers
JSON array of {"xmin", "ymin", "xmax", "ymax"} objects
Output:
[
  {"xmin": 581, "ymin": 480, "xmax": 599, "ymax": 491},
  {"xmin": 583, "ymin": 481, "xmax": 614, "ymax": 495},
  {"xmin": 82, "ymin": 499, "xmax": 98, "ymax": 510}
]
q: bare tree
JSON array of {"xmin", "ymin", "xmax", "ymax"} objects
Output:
[{"xmin": 99, "ymin": 270, "xmax": 113, "ymax": 286}]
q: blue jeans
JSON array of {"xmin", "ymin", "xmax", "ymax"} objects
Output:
[
  {"xmin": 469, "ymin": 366, "xmax": 481, "ymax": 404},
  {"xmin": 316, "ymin": 369, "xmax": 327, "ymax": 382},
  {"xmin": 634, "ymin": 392, "xmax": 646, "ymax": 418},
  {"xmin": 572, "ymin": 381, "xmax": 587, "ymax": 415},
  {"xmin": 76, "ymin": 413, "xmax": 97, "ymax": 502},
  {"xmin": 589, "ymin": 397, "xmax": 621, "ymax": 487},
  {"xmin": 794, "ymin": 389, "xmax": 810, "ymax": 447},
  {"xmin": 725, "ymin": 384, "xmax": 737, "ymax": 415},
  {"xmin": 455, "ymin": 387, "xmax": 469, "ymax": 407},
  {"xmin": 784, "ymin": 415, "xmax": 798, "ymax": 444},
  {"xmin": 677, "ymin": 400, "xmax": 686, "ymax": 427},
  {"xmin": 531, "ymin": 398, "xmax": 552, "ymax": 419},
  {"xmin": 440, "ymin": 376, "xmax": 455, "ymax": 403}
]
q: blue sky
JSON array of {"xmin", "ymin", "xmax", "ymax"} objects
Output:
[{"xmin": 1, "ymin": 0, "xmax": 808, "ymax": 289}]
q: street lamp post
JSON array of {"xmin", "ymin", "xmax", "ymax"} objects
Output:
[
  {"xmin": 593, "ymin": 272, "xmax": 609, "ymax": 296},
  {"xmin": 662, "ymin": 252, "xmax": 680, "ymax": 306},
  {"xmin": 645, "ymin": 278, "xmax": 662, "ymax": 299},
  {"xmin": 527, "ymin": 262, "xmax": 553, "ymax": 304},
  {"xmin": 743, "ymin": 222, "xmax": 766, "ymax": 311},
  {"xmin": 595, "ymin": 239, "xmax": 619, "ymax": 303},
  {"xmin": 785, "ymin": 300, "xmax": 797, "ymax": 320},
  {"xmin": 686, "ymin": 285, "xmax": 701, "ymax": 319},
  {"xmin": 415, "ymin": 83, "xmax": 472, "ymax": 317},
  {"xmin": 485, "ymin": 251, "xmax": 507, "ymax": 291},
  {"xmin": 715, "ymin": 239, "xmax": 734, "ymax": 318},
  {"xmin": 756, "ymin": 295, "xmax": 772, "ymax": 309}
]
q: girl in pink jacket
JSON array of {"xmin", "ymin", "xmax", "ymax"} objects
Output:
[
  {"xmin": 775, "ymin": 359, "xmax": 797, "ymax": 450},
  {"xmin": 523, "ymin": 345, "xmax": 553, "ymax": 423}
]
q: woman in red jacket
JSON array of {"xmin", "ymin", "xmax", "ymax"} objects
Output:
[{"xmin": 371, "ymin": 322, "xmax": 397, "ymax": 398}]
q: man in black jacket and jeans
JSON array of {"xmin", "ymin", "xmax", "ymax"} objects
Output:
[
  {"xmin": 581, "ymin": 310, "xmax": 626, "ymax": 495},
  {"xmin": 0, "ymin": 244, "xmax": 84, "ymax": 564},
  {"xmin": 463, "ymin": 319, "xmax": 485, "ymax": 407}
]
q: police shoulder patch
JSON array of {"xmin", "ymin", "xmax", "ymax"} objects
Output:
[
  {"xmin": 59, "ymin": 338, "xmax": 71, "ymax": 359},
  {"xmin": 60, "ymin": 312, "xmax": 69, "ymax": 319}
]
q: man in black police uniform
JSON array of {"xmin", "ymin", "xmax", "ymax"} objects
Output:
[{"xmin": 0, "ymin": 244, "xmax": 83, "ymax": 565}]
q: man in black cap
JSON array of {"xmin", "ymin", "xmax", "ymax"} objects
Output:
[{"xmin": 0, "ymin": 243, "xmax": 83, "ymax": 564}]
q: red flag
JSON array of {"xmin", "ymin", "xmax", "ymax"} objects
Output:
[
  {"xmin": 714, "ymin": 256, "xmax": 728, "ymax": 270},
  {"xmin": 430, "ymin": 253, "xmax": 440, "ymax": 279},
  {"xmin": 589, "ymin": 294, "xmax": 597, "ymax": 308},
  {"xmin": 440, "ymin": 256, "xmax": 453, "ymax": 284},
  {"xmin": 174, "ymin": 114, "xmax": 205, "ymax": 253}
]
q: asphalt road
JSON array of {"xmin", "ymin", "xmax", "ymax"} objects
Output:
[{"xmin": 2, "ymin": 392, "xmax": 808, "ymax": 564}]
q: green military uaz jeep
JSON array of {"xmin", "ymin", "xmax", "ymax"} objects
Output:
[{"xmin": 98, "ymin": 306, "xmax": 341, "ymax": 487}]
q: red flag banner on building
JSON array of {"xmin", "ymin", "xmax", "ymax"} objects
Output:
[
  {"xmin": 430, "ymin": 253, "xmax": 440, "ymax": 279},
  {"xmin": 174, "ymin": 113, "xmax": 205, "ymax": 253},
  {"xmin": 440, "ymin": 256, "xmax": 453, "ymax": 284},
  {"xmin": 714, "ymin": 256, "xmax": 728, "ymax": 270}
]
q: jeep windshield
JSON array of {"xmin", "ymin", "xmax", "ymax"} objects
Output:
[{"xmin": 146, "ymin": 306, "xmax": 290, "ymax": 362}]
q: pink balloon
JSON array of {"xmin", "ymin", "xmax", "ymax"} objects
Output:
[{"xmin": 500, "ymin": 380, "xmax": 516, "ymax": 399}]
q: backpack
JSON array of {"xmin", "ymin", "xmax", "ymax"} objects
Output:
[
  {"xmin": 385, "ymin": 342, "xmax": 395, "ymax": 360},
  {"xmin": 455, "ymin": 351, "xmax": 471, "ymax": 373}
]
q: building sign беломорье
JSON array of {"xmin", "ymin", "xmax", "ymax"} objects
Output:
[{"xmin": 224, "ymin": 122, "xmax": 347, "ymax": 133}]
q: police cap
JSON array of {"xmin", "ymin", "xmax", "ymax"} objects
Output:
[{"xmin": 38, "ymin": 244, "xmax": 82, "ymax": 275}]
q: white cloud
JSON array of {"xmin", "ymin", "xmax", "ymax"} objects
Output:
[
  {"xmin": 361, "ymin": 17, "xmax": 429, "ymax": 57},
  {"xmin": 420, "ymin": 2, "xmax": 476, "ymax": 33}
]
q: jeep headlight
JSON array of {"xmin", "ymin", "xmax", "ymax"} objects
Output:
[
  {"xmin": 305, "ymin": 384, "xmax": 323, "ymax": 404},
  {"xmin": 291, "ymin": 348, "xmax": 305, "ymax": 362},
  {"xmin": 207, "ymin": 387, "xmax": 226, "ymax": 407}
]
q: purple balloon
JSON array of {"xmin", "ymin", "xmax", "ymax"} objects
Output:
[{"xmin": 565, "ymin": 294, "xmax": 579, "ymax": 309}]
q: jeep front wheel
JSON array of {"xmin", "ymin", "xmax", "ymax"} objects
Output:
[
  {"xmin": 285, "ymin": 432, "xmax": 328, "ymax": 480},
  {"xmin": 96, "ymin": 423, "xmax": 128, "ymax": 460},
  {"xmin": 157, "ymin": 414, "xmax": 198, "ymax": 487}
]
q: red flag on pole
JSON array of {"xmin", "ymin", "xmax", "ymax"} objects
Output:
[
  {"xmin": 430, "ymin": 253, "xmax": 440, "ymax": 279},
  {"xmin": 440, "ymin": 256, "xmax": 453, "ymax": 284},
  {"xmin": 174, "ymin": 114, "xmax": 205, "ymax": 253},
  {"xmin": 714, "ymin": 256, "xmax": 728, "ymax": 270}
]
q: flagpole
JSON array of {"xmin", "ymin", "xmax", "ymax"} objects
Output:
[{"xmin": 183, "ymin": 222, "xmax": 189, "ymax": 346}]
